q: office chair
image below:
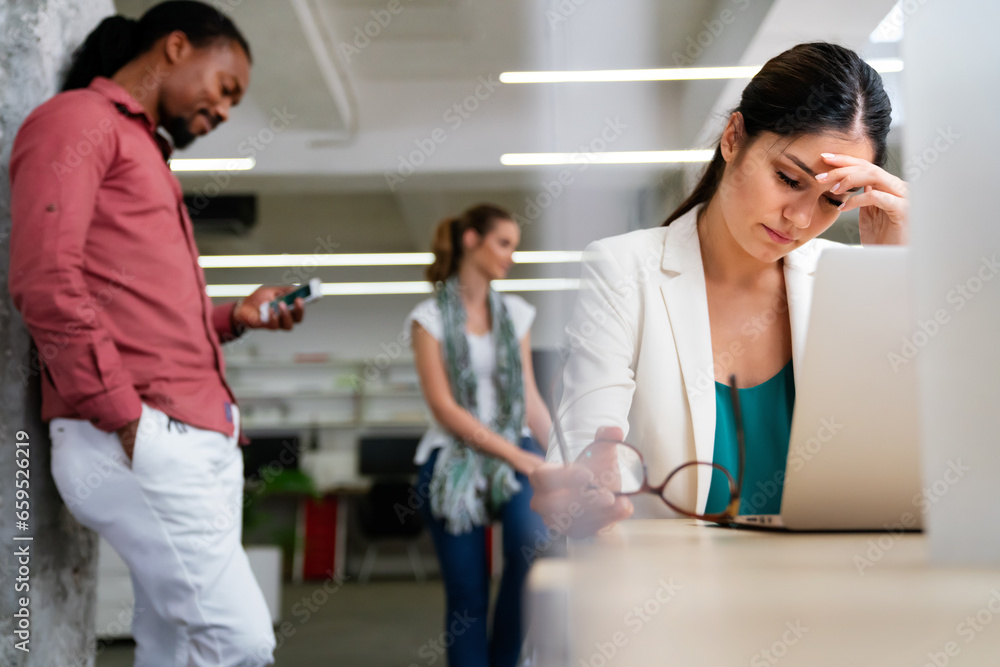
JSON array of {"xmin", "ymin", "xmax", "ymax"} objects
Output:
[{"xmin": 356, "ymin": 436, "xmax": 426, "ymax": 584}]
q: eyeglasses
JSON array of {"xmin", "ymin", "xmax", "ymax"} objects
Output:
[{"xmin": 551, "ymin": 370, "xmax": 746, "ymax": 525}]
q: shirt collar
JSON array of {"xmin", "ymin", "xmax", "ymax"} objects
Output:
[
  {"xmin": 88, "ymin": 76, "xmax": 174, "ymax": 160},
  {"xmin": 660, "ymin": 206, "xmax": 703, "ymax": 275}
]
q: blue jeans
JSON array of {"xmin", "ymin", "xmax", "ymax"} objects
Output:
[{"xmin": 417, "ymin": 438, "xmax": 547, "ymax": 667}]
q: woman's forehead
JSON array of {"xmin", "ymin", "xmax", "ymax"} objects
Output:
[
  {"xmin": 764, "ymin": 131, "xmax": 875, "ymax": 163},
  {"xmin": 491, "ymin": 219, "xmax": 521, "ymax": 239}
]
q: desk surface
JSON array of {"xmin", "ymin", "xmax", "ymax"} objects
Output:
[{"xmin": 528, "ymin": 520, "xmax": 1000, "ymax": 666}]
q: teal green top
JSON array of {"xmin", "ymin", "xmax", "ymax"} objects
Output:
[{"xmin": 705, "ymin": 360, "xmax": 795, "ymax": 515}]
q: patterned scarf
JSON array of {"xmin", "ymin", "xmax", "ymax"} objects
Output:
[{"xmin": 430, "ymin": 275, "xmax": 525, "ymax": 534}]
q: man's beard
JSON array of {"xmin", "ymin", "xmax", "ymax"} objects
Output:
[{"xmin": 163, "ymin": 114, "xmax": 198, "ymax": 150}]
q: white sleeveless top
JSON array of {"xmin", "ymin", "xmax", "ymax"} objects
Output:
[{"xmin": 403, "ymin": 294, "xmax": 536, "ymax": 464}]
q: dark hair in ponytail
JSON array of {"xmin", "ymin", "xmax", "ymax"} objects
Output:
[
  {"xmin": 62, "ymin": 0, "xmax": 251, "ymax": 91},
  {"xmin": 664, "ymin": 42, "xmax": 891, "ymax": 225},
  {"xmin": 425, "ymin": 204, "xmax": 514, "ymax": 285}
]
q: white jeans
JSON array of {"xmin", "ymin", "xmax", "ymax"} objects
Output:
[{"xmin": 50, "ymin": 403, "xmax": 276, "ymax": 667}]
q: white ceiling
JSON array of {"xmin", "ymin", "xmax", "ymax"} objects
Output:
[{"xmin": 114, "ymin": 0, "xmax": 901, "ymax": 252}]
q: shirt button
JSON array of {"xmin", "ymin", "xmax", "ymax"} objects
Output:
[{"xmin": 46, "ymin": 204, "xmax": 56, "ymax": 212}]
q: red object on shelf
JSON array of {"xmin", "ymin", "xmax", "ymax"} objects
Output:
[{"xmin": 302, "ymin": 496, "xmax": 339, "ymax": 580}]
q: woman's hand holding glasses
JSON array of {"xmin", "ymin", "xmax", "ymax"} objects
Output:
[
  {"xmin": 529, "ymin": 426, "xmax": 635, "ymax": 539},
  {"xmin": 531, "ymin": 373, "xmax": 746, "ymax": 538}
]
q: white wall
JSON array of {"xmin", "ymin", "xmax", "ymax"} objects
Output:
[{"xmin": 905, "ymin": 2, "xmax": 1000, "ymax": 564}]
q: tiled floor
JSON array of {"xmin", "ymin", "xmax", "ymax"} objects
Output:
[{"xmin": 96, "ymin": 579, "xmax": 447, "ymax": 666}]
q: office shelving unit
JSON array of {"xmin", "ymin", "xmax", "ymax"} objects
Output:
[
  {"xmin": 226, "ymin": 353, "xmax": 431, "ymax": 583},
  {"xmin": 224, "ymin": 356, "xmax": 429, "ymax": 431}
]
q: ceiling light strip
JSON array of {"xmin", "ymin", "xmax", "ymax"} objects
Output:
[
  {"xmin": 169, "ymin": 158, "xmax": 256, "ymax": 172},
  {"xmin": 494, "ymin": 278, "xmax": 579, "ymax": 292},
  {"xmin": 199, "ymin": 250, "xmax": 583, "ymax": 269},
  {"xmin": 499, "ymin": 59, "xmax": 903, "ymax": 84},
  {"xmin": 205, "ymin": 278, "xmax": 579, "ymax": 298},
  {"xmin": 501, "ymin": 150, "xmax": 714, "ymax": 166},
  {"xmin": 501, "ymin": 65, "xmax": 762, "ymax": 84}
]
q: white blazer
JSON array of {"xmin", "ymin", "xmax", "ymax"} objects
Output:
[{"xmin": 549, "ymin": 207, "xmax": 839, "ymax": 517}]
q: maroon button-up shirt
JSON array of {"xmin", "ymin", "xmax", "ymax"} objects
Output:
[{"xmin": 9, "ymin": 77, "xmax": 241, "ymax": 437}]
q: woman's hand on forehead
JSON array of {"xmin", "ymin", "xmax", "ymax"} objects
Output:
[{"xmin": 815, "ymin": 153, "xmax": 909, "ymax": 245}]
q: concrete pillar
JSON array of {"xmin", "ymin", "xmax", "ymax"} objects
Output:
[{"xmin": 0, "ymin": 2, "xmax": 113, "ymax": 664}]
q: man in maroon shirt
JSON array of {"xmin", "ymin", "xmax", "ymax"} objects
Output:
[{"xmin": 8, "ymin": 3, "xmax": 303, "ymax": 665}]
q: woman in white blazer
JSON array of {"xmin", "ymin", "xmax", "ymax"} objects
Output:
[{"xmin": 530, "ymin": 42, "xmax": 910, "ymax": 536}]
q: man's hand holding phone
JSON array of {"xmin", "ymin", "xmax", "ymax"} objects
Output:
[{"xmin": 234, "ymin": 284, "xmax": 311, "ymax": 331}]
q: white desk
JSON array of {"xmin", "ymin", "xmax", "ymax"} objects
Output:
[{"xmin": 527, "ymin": 520, "xmax": 1000, "ymax": 666}]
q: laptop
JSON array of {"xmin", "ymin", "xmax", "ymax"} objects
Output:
[{"xmin": 732, "ymin": 245, "xmax": 923, "ymax": 531}]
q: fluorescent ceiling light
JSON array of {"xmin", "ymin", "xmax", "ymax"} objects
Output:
[
  {"xmin": 205, "ymin": 278, "xmax": 579, "ymax": 297},
  {"xmin": 500, "ymin": 59, "xmax": 903, "ymax": 84},
  {"xmin": 205, "ymin": 283, "xmax": 430, "ymax": 297},
  {"xmin": 870, "ymin": 1, "xmax": 904, "ymax": 43},
  {"xmin": 201, "ymin": 253, "xmax": 433, "ymax": 268},
  {"xmin": 324, "ymin": 282, "xmax": 431, "ymax": 296},
  {"xmin": 867, "ymin": 58, "xmax": 904, "ymax": 73},
  {"xmin": 199, "ymin": 250, "xmax": 582, "ymax": 269},
  {"xmin": 494, "ymin": 278, "xmax": 579, "ymax": 292},
  {"xmin": 501, "ymin": 66, "xmax": 762, "ymax": 84},
  {"xmin": 168, "ymin": 157, "xmax": 256, "ymax": 172},
  {"xmin": 513, "ymin": 251, "xmax": 583, "ymax": 264},
  {"xmin": 501, "ymin": 150, "xmax": 714, "ymax": 166}
]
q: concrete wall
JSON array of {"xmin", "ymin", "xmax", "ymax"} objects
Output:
[{"xmin": 0, "ymin": 2, "xmax": 114, "ymax": 665}]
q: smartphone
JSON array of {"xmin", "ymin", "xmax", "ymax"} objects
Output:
[{"xmin": 259, "ymin": 278, "xmax": 322, "ymax": 323}]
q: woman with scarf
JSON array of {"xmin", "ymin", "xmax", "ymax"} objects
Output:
[{"xmin": 405, "ymin": 203, "xmax": 552, "ymax": 667}]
